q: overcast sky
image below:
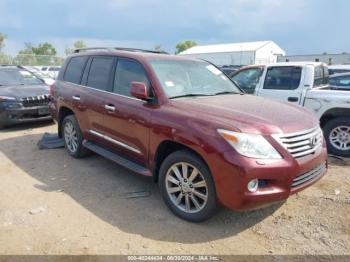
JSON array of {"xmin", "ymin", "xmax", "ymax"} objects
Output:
[{"xmin": 0, "ymin": 0, "xmax": 348, "ymax": 56}]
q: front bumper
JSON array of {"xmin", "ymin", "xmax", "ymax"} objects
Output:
[
  {"xmin": 0, "ymin": 105, "xmax": 52, "ymax": 126},
  {"xmin": 207, "ymin": 143, "xmax": 328, "ymax": 211}
]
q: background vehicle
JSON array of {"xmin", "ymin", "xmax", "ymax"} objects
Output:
[
  {"xmin": 328, "ymin": 65, "xmax": 350, "ymax": 75},
  {"xmin": 40, "ymin": 66, "xmax": 61, "ymax": 79},
  {"xmin": 231, "ymin": 62, "xmax": 350, "ymax": 157},
  {"xmin": 230, "ymin": 65, "xmax": 264, "ymax": 94},
  {"xmin": 0, "ymin": 65, "xmax": 51, "ymax": 129},
  {"xmin": 329, "ymin": 73, "xmax": 350, "ymax": 90},
  {"xmin": 50, "ymin": 48, "xmax": 327, "ymax": 222},
  {"xmin": 218, "ymin": 65, "xmax": 241, "ymax": 76}
]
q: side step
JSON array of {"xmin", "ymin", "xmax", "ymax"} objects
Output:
[{"xmin": 83, "ymin": 140, "xmax": 151, "ymax": 176}]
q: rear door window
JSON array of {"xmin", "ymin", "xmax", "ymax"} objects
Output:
[
  {"xmin": 113, "ymin": 58, "xmax": 150, "ymax": 97},
  {"xmin": 263, "ymin": 67, "xmax": 302, "ymax": 90},
  {"xmin": 86, "ymin": 56, "xmax": 115, "ymax": 91},
  {"xmin": 63, "ymin": 56, "xmax": 88, "ymax": 84}
]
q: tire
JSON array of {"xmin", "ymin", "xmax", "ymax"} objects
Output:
[
  {"xmin": 159, "ymin": 150, "xmax": 217, "ymax": 222},
  {"xmin": 323, "ymin": 117, "xmax": 350, "ymax": 157},
  {"xmin": 62, "ymin": 115, "xmax": 90, "ymax": 158}
]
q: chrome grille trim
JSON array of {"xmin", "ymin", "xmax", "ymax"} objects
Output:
[
  {"xmin": 272, "ymin": 126, "xmax": 323, "ymax": 158},
  {"xmin": 20, "ymin": 95, "xmax": 50, "ymax": 107},
  {"xmin": 292, "ymin": 162, "xmax": 326, "ymax": 187}
]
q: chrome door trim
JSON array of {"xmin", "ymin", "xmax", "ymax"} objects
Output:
[{"xmin": 89, "ymin": 129, "xmax": 141, "ymax": 154}]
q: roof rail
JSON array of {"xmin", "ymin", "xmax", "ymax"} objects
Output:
[{"xmin": 74, "ymin": 47, "xmax": 168, "ymax": 54}]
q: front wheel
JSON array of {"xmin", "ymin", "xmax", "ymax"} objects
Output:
[
  {"xmin": 159, "ymin": 150, "xmax": 217, "ymax": 222},
  {"xmin": 323, "ymin": 117, "xmax": 350, "ymax": 157}
]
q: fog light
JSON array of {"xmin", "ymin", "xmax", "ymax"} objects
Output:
[{"xmin": 247, "ymin": 179, "xmax": 259, "ymax": 192}]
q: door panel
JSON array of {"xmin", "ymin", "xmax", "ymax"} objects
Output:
[
  {"xmin": 102, "ymin": 58, "xmax": 152, "ymax": 164},
  {"xmin": 80, "ymin": 56, "xmax": 115, "ymax": 143},
  {"xmin": 103, "ymin": 96, "xmax": 151, "ymax": 164},
  {"xmin": 256, "ymin": 66, "xmax": 303, "ymax": 105}
]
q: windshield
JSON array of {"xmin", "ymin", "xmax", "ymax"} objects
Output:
[
  {"xmin": 0, "ymin": 68, "xmax": 44, "ymax": 86},
  {"xmin": 149, "ymin": 59, "xmax": 241, "ymax": 98}
]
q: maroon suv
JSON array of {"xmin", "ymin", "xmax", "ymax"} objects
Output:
[{"xmin": 50, "ymin": 47, "xmax": 327, "ymax": 222}]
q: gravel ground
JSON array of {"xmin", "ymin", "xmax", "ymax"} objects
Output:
[{"xmin": 0, "ymin": 122, "xmax": 349, "ymax": 255}]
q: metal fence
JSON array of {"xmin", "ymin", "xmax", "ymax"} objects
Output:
[{"xmin": 0, "ymin": 54, "xmax": 64, "ymax": 66}]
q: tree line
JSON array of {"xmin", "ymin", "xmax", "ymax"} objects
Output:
[{"xmin": 0, "ymin": 32, "xmax": 197, "ymax": 66}]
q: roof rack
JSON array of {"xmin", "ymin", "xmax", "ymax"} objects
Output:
[{"xmin": 74, "ymin": 47, "xmax": 168, "ymax": 54}]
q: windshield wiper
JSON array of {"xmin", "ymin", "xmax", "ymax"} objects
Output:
[
  {"xmin": 169, "ymin": 93, "xmax": 215, "ymax": 99},
  {"xmin": 213, "ymin": 91, "xmax": 240, "ymax": 95}
]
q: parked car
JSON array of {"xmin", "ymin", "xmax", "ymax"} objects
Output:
[
  {"xmin": 231, "ymin": 62, "xmax": 350, "ymax": 157},
  {"xmin": 50, "ymin": 48, "xmax": 327, "ymax": 222},
  {"xmin": 328, "ymin": 65, "xmax": 350, "ymax": 75},
  {"xmin": 41, "ymin": 66, "xmax": 61, "ymax": 79},
  {"xmin": 329, "ymin": 73, "xmax": 350, "ymax": 90},
  {"xmin": 0, "ymin": 65, "xmax": 51, "ymax": 129},
  {"xmin": 24, "ymin": 66, "xmax": 56, "ymax": 85}
]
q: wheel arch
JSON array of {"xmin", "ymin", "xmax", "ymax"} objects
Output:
[
  {"xmin": 152, "ymin": 140, "xmax": 210, "ymax": 183},
  {"xmin": 320, "ymin": 107, "xmax": 350, "ymax": 128},
  {"xmin": 58, "ymin": 106, "xmax": 75, "ymax": 137}
]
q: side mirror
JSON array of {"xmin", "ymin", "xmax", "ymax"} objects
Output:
[{"xmin": 130, "ymin": 81, "xmax": 150, "ymax": 101}]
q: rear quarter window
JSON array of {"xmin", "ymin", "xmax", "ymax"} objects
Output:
[{"xmin": 63, "ymin": 56, "xmax": 88, "ymax": 84}]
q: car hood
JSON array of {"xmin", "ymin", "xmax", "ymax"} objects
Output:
[
  {"xmin": 0, "ymin": 84, "xmax": 50, "ymax": 99},
  {"xmin": 171, "ymin": 94, "xmax": 319, "ymax": 135}
]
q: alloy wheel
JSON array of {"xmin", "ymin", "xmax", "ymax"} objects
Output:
[
  {"xmin": 64, "ymin": 121, "xmax": 78, "ymax": 153},
  {"xmin": 165, "ymin": 162, "xmax": 208, "ymax": 214},
  {"xmin": 329, "ymin": 125, "xmax": 350, "ymax": 151}
]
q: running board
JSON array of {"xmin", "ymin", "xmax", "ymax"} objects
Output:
[{"xmin": 83, "ymin": 140, "xmax": 151, "ymax": 176}]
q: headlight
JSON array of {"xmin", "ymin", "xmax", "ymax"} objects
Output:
[
  {"xmin": 0, "ymin": 96, "xmax": 16, "ymax": 101},
  {"xmin": 218, "ymin": 129, "xmax": 282, "ymax": 159}
]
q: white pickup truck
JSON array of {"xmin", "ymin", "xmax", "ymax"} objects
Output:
[{"xmin": 230, "ymin": 62, "xmax": 350, "ymax": 157}]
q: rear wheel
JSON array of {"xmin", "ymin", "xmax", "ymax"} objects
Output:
[
  {"xmin": 323, "ymin": 117, "xmax": 350, "ymax": 157},
  {"xmin": 62, "ymin": 115, "xmax": 90, "ymax": 158},
  {"xmin": 159, "ymin": 150, "xmax": 217, "ymax": 222}
]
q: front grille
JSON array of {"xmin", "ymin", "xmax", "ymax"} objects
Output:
[
  {"xmin": 292, "ymin": 162, "xmax": 326, "ymax": 187},
  {"xmin": 20, "ymin": 95, "xmax": 50, "ymax": 107},
  {"xmin": 273, "ymin": 126, "xmax": 323, "ymax": 158}
]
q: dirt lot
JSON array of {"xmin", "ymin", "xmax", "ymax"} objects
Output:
[{"xmin": 0, "ymin": 122, "xmax": 349, "ymax": 255}]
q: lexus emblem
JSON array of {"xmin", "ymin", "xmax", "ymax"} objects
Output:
[{"xmin": 310, "ymin": 136, "xmax": 318, "ymax": 147}]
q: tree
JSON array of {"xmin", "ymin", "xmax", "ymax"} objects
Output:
[
  {"xmin": 16, "ymin": 42, "xmax": 57, "ymax": 65},
  {"xmin": 32, "ymin": 42, "xmax": 57, "ymax": 56},
  {"xmin": 175, "ymin": 40, "xmax": 197, "ymax": 54},
  {"xmin": 65, "ymin": 40, "xmax": 87, "ymax": 56},
  {"xmin": 0, "ymin": 33, "xmax": 7, "ymax": 52}
]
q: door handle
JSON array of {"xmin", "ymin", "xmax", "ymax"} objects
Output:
[
  {"xmin": 104, "ymin": 104, "xmax": 116, "ymax": 112},
  {"xmin": 288, "ymin": 97, "xmax": 299, "ymax": 102},
  {"xmin": 72, "ymin": 95, "xmax": 81, "ymax": 101}
]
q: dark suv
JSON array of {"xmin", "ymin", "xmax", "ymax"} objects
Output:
[
  {"xmin": 0, "ymin": 65, "xmax": 51, "ymax": 129},
  {"xmin": 50, "ymin": 48, "xmax": 327, "ymax": 222}
]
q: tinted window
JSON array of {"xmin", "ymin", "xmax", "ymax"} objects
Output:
[
  {"xmin": 86, "ymin": 57, "xmax": 114, "ymax": 90},
  {"xmin": 263, "ymin": 67, "xmax": 301, "ymax": 90},
  {"xmin": 114, "ymin": 59, "xmax": 150, "ymax": 97},
  {"xmin": 64, "ymin": 56, "xmax": 88, "ymax": 84},
  {"xmin": 330, "ymin": 75, "xmax": 350, "ymax": 87},
  {"xmin": 231, "ymin": 68, "xmax": 262, "ymax": 92}
]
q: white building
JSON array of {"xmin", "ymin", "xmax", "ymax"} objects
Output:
[{"xmin": 178, "ymin": 41, "xmax": 285, "ymax": 66}]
